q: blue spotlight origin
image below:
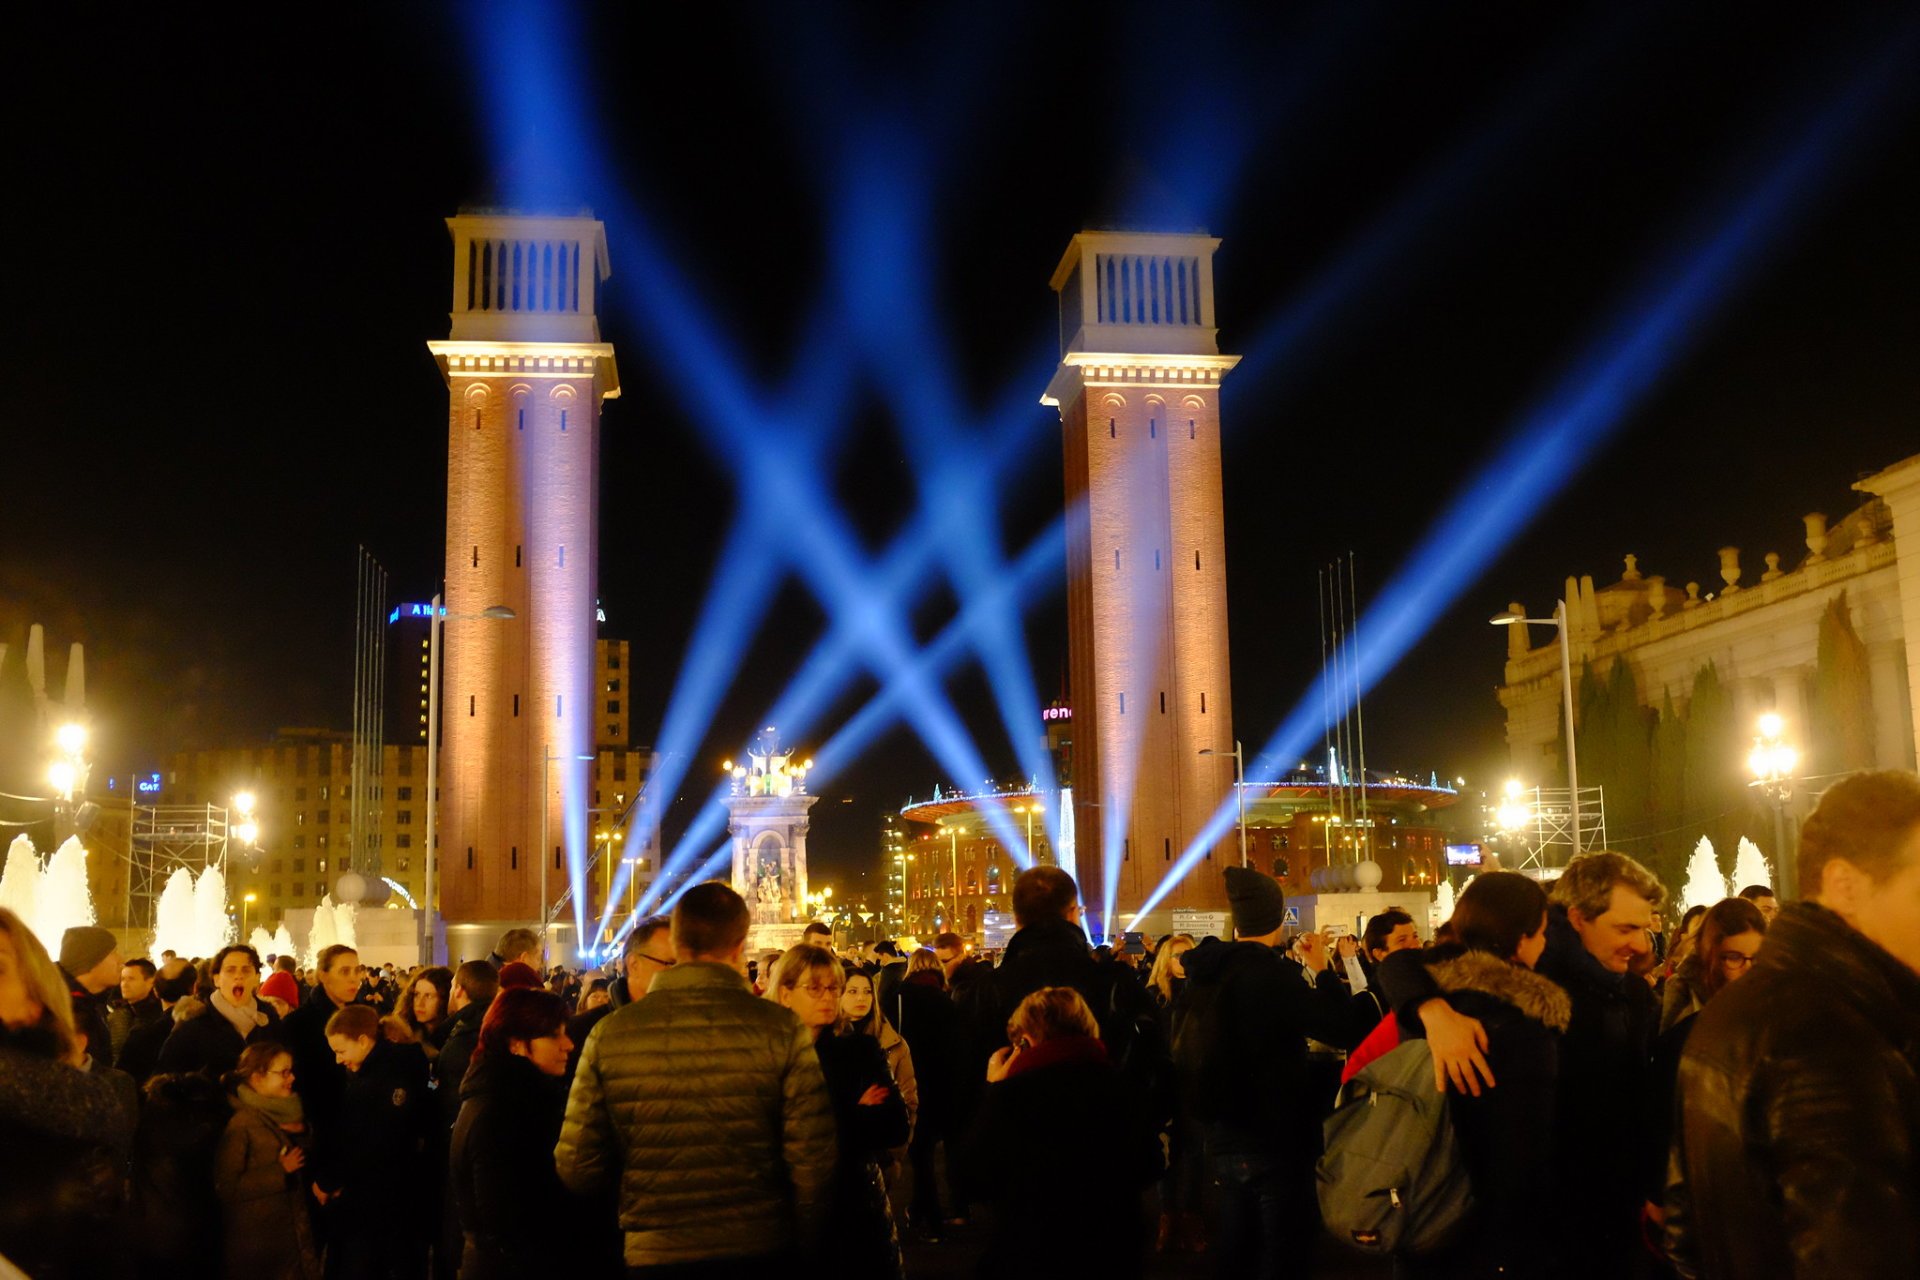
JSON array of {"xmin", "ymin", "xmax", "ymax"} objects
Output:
[{"xmin": 1130, "ymin": 27, "xmax": 1920, "ymax": 930}]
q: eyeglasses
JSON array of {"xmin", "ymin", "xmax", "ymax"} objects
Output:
[
  {"xmin": 264, "ymin": 1067, "xmax": 295, "ymax": 1079},
  {"xmin": 632, "ymin": 953, "xmax": 675, "ymax": 969},
  {"xmin": 793, "ymin": 982, "xmax": 841, "ymax": 997},
  {"xmin": 1719, "ymin": 952, "xmax": 1757, "ymax": 971}
]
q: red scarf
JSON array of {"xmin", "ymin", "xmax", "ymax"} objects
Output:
[{"xmin": 1004, "ymin": 1033, "xmax": 1109, "ymax": 1079}]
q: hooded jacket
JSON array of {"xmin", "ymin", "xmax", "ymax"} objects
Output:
[
  {"xmin": 1665, "ymin": 903, "xmax": 1920, "ymax": 1280},
  {"xmin": 1176, "ymin": 938, "xmax": 1349, "ymax": 1157},
  {"xmin": 555, "ymin": 960, "xmax": 838, "ymax": 1268},
  {"xmin": 1418, "ymin": 950, "xmax": 1571, "ymax": 1280},
  {"xmin": 450, "ymin": 1051, "xmax": 588, "ymax": 1279}
]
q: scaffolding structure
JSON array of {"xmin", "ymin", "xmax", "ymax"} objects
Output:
[
  {"xmin": 1503, "ymin": 784, "xmax": 1607, "ymax": 872},
  {"xmin": 128, "ymin": 803, "xmax": 230, "ymax": 937}
]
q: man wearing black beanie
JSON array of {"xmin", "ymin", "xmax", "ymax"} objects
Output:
[{"xmin": 1173, "ymin": 866, "xmax": 1348, "ymax": 1275}]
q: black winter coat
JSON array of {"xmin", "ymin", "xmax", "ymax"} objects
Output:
[
  {"xmin": 450, "ymin": 1052, "xmax": 595, "ymax": 1280},
  {"xmin": 1380, "ymin": 905, "xmax": 1658, "ymax": 1279},
  {"xmin": 60, "ymin": 965, "xmax": 115, "ymax": 1068},
  {"xmin": 0, "ymin": 1026, "xmax": 134, "ymax": 1280},
  {"xmin": 280, "ymin": 987, "xmax": 358, "ymax": 1188},
  {"xmin": 155, "ymin": 996, "xmax": 284, "ymax": 1077},
  {"xmin": 334, "ymin": 1039, "xmax": 432, "ymax": 1216},
  {"xmin": 434, "ymin": 995, "xmax": 490, "ymax": 1127},
  {"xmin": 887, "ymin": 973, "xmax": 965, "ymax": 1132},
  {"xmin": 130, "ymin": 1069, "xmax": 233, "ymax": 1277},
  {"xmin": 1406, "ymin": 950, "xmax": 1570, "ymax": 1280},
  {"xmin": 1176, "ymin": 938, "xmax": 1349, "ymax": 1158},
  {"xmin": 814, "ymin": 1029, "xmax": 909, "ymax": 1278},
  {"xmin": 115, "ymin": 998, "xmax": 176, "ymax": 1084},
  {"xmin": 958, "ymin": 1035, "xmax": 1164, "ymax": 1279},
  {"xmin": 1665, "ymin": 903, "xmax": 1920, "ymax": 1280}
]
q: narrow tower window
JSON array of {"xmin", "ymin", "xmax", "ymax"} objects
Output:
[
  {"xmin": 1118, "ymin": 692, "xmax": 1126, "ymax": 715},
  {"xmin": 1200, "ymin": 691, "xmax": 1208, "ymax": 713},
  {"xmin": 515, "ymin": 545, "xmax": 522, "ymax": 567},
  {"xmin": 1114, "ymin": 548, "xmax": 1121, "ymax": 572},
  {"xmin": 474, "ymin": 409, "xmax": 481, "ymax": 431},
  {"xmin": 510, "ymin": 847, "xmax": 518, "ymax": 870},
  {"xmin": 1195, "ymin": 550, "xmax": 1202, "ymax": 571},
  {"xmin": 1154, "ymin": 549, "xmax": 1161, "ymax": 570},
  {"xmin": 468, "ymin": 695, "xmax": 475, "ymax": 717},
  {"xmin": 466, "ymin": 847, "xmax": 474, "ymax": 870},
  {"xmin": 1189, "ymin": 419, "xmax": 1196, "ymax": 440},
  {"xmin": 512, "ymin": 694, "xmax": 520, "ymax": 716},
  {"xmin": 560, "ymin": 409, "xmax": 569, "ymax": 433},
  {"xmin": 471, "ymin": 546, "xmax": 479, "ymax": 568},
  {"xmin": 1165, "ymin": 838, "xmax": 1172, "ymax": 861},
  {"xmin": 518, "ymin": 409, "xmax": 525, "ymax": 431},
  {"xmin": 554, "ymin": 846, "xmax": 563, "ymax": 870},
  {"xmin": 1124, "ymin": 838, "xmax": 1131, "ymax": 862},
  {"xmin": 558, "ymin": 546, "xmax": 566, "ymax": 568},
  {"xmin": 1108, "ymin": 418, "xmax": 1116, "ymax": 438},
  {"xmin": 1149, "ymin": 418, "xmax": 1157, "ymax": 438},
  {"xmin": 556, "ymin": 695, "xmax": 563, "ymax": 717}
]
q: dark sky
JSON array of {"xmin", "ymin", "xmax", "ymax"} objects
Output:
[{"xmin": 4, "ymin": 2, "xmax": 1917, "ymax": 888}]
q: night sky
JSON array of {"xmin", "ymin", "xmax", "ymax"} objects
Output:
[{"xmin": 5, "ymin": 2, "xmax": 1917, "ymax": 890}]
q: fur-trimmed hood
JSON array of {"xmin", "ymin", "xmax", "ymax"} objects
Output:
[{"xmin": 1429, "ymin": 950, "xmax": 1572, "ymax": 1032}]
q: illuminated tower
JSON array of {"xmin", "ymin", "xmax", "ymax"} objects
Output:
[
  {"xmin": 428, "ymin": 213, "xmax": 619, "ymax": 956},
  {"xmin": 1042, "ymin": 232, "xmax": 1240, "ymax": 935}
]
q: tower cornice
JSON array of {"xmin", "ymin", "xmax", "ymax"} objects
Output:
[
  {"xmin": 427, "ymin": 340, "xmax": 621, "ymax": 398},
  {"xmin": 1040, "ymin": 352, "xmax": 1241, "ymax": 406}
]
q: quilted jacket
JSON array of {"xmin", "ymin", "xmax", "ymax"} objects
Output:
[{"xmin": 555, "ymin": 960, "xmax": 837, "ymax": 1267}]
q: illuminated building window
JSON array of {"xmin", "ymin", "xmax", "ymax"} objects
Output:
[
  {"xmin": 293, "ymin": 836, "xmax": 305, "ymax": 850},
  {"xmin": 396, "ymin": 857, "xmax": 411, "ymax": 873},
  {"xmin": 317, "ymin": 835, "xmax": 328, "ymax": 849},
  {"xmin": 607, "ymin": 679, "xmax": 620, "ymax": 693}
]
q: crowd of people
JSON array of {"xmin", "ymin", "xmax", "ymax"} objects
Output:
[{"xmin": 2, "ymin": 768, "xmax": 1916, "ymax": 1279}]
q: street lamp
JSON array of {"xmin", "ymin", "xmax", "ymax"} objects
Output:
[
  {"xmin": 232, "ymin": 791, "xmax": 260, "ymax": 848},
  {"xmin": 242, "ymin": 891, "xmax": 257, "ymax": 938},
  {"xmin": 1491, "ymin": 603, "xmax": 1581, "ymax": 858},
  {"xmin": 1200, "ymin": 742, "xmax": 1248, "ymax": 866},
  {"xmin": 941, "ymin": 822, "xmax": 961, "ymax": 930},
  {"xmin": 1011, "ymin": 800, "xmax": 1046, "ymax": 862},
  {"xmin": 422, "ymin": 595, "xmax": 516, "ymax": 964},
  {"xmin": 1748, "ymin": 712, "xmax": 1799, "ymax": 898}
]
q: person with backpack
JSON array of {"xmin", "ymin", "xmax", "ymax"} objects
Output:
[
  {"xmin": 1173, "ymin": 865, "xmax": 1349, "ymax": 1277},
  {"xmin": 1323, "ymin": 871, "xmax": 1567, "ymax": 1277}
]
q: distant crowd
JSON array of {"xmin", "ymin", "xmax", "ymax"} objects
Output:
[{"xmin": 2, "ymin": 768, "xmax": 1917, "ymax": 1279}]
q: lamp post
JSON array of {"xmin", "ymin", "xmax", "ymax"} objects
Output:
[
  {"xmin": 422, "ymin": 595, "xmax": 515, "ymax": 964},
  {"xmin": 241, "ymin": 892, "xmax": 257, "ymax": 939},
  {"xmin": 1012, "ymin": 801, "xmax": 1045, "ymax": 861},
  {"xmin": 1200, "ymin": 742, "xmax": 1248, "ymax": 866},
  {"xmin": 1490, "ymin": 603, "xmax": 1581, "ymax": 859},
  {"xmin": 943, "ymin": 823, "xmax": 961, "ymax": 929},
  {"xmin": 542, "ymin": 748, "xmax": 599, "ymax": 965},
  {"xmin": 1747, "ymin": 712, "xmax": 1799, "ymax": 898}
]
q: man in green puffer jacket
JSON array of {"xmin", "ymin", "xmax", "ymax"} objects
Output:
[{"xmin": 556, "ymin": 881, "xmax": 837, "ymax": 1271}]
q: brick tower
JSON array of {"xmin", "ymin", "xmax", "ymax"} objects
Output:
[
  {"xmin": 428, "ymin": 213, "xmax": 619, "ymax": 960},
  {"xmin": 1041, "ymin": 232, "xmax": 1240, "ymax": 937}
]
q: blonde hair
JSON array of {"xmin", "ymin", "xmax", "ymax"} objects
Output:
[
  {"xmin": 907, "ymin": 947, "xmax": 943, "ymax": 977},
  {"xmin": 0, "ymin": 907, "xmax": 78, "ymax": 1059},
  {"xmin": 1007, "ymin": 985, "xmax": 1099, "ymax": 1046},
  {"xmin": 763, "ymin": 945, "xmax": 844, "ymax": 1003},
  {"xmin": 1147, "ymin": 934, "xmax": 1195, "ymax": 1005}
]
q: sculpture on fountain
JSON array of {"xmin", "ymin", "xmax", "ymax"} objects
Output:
[{"xmin": 722, "ymin": 728, "xmax": 819, "ymax": 946}]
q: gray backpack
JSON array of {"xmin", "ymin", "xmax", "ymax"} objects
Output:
[{"xmin": 1314, "ymin": 1038, "xmax": 1474, "ymax": 1256}]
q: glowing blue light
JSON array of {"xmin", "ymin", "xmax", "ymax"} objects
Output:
[{"xmin": 1131, "ymin": 30, "xmax": 1920, "ymax": 929}]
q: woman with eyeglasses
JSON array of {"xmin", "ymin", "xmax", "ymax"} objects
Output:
[
  {"xmin": 769, "ymin": 945, "xmax": 909, "ymax": 1278},
  {"xmin": 215, "ymin": 1041, "xmax": 320, "ymax": 1280},
  {"xmin": 1646, "ymin": 896, "xmax": 1767, "ymax": 1253}
]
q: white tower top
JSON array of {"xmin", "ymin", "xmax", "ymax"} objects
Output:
[{"xmin": 444, "ymin": 212, "xmax": 611, "ymax": 345}]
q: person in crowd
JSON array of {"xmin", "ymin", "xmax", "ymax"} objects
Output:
[
  {"xmin": 1662, "ymin": 904, "xmax": 1710, "ymax": 983},
  {"xmin": 1659, "ymin": 897, "xmax": 1765, "ymax": 1033},
  {"xmin": 1142, "ymin": 932, "xmax": 1201, "ymax": 1253},
  {"xmin": 1146, "ymin": 932, "xmax": 1195, "ymax": 1013},
  {"xmin": 57, "ymin": 923, "xmax": 122, "ymax": 1069},
  {"xmin": 1388, "ymin": 850, "xmax": 1665, "ymax": 1280},
  {"xmin": 769, "ymin": 945, "xmax": 909, "ymax": 1278},
  {"xmin": 0, "ymin": 908, "xmax": 135, "ymax": 1280},
  {"xmin": 214, "ymin": 1041, "xmax": 320, "ymax": 1280},
  {"xmin": 494, "ymin": 927, "xmax": 540, "ymax": 971},
  {"xmin": 117, "ymin": 956, "xmax": 197, "ymax": 1083},
  {"xmin": 960, "ymin": 986, "xmax": 1163, "ymax": 1279},
  {"xmin": 1667, "ymin": 770, "xmax": 1920, "ymax": 1278},
  {"xmin": 283, "ymin": 941, "xmax": 364, "ymax": 1206},
  {"xmin": 1394, "ymin": 872, "xmax": 1567, "ymax": 1279},
  {"xmin": 451, "ymin": 987, "xmax": 601, "ymax": 1278},
  {"xmin": 324, "ymin": 1002, "xmax": 433, "ymax": 1278},
  {"xmin": 111, "ymin": 956, "xmax": 164, "ymax": 1060},
  {"xmin": 1734, "ymin": 882, "xmax": 1779, "ymax": 925},
  {"xmin": 565, "ymin": 914, "xmax": 671, "ymax": 1075},
  {"xmin": 839, "ymin": 964, "xmax": 918, "ymax": 1188},
  {"xmin": 972, "ymin": 866, "xmax": 1148, "ymax": 1063},
  {"xmin": 393, "ymin": 965, "xmax": 455, "ymax": 1056},
  {"xmin": 158, "ymin": 943, "xmax": 283, "ymax": 1077},
  {"xmin": 435, "ymin": 960, "xmax": 498, "ymax": 1124},
  {"xmin": 1343, "ymin": 908, "xmax": 1420, "ymax": 1048},
  {"xmin": 803, "ymin": 920, "xmax": 835, "ymax": 952},
  {"xmin": 496, "ymin": 959, "xmax": 542, "ymax": 991},
  {"xmin": 578, "ymin": 986, "xmax": 611, "ymax": 1013},
  {"xmin": 259, "ymin": 964, "xmax": 303, "ymax": 1017},
  {"xmin": 931, "ymin": 931, "xmax": 980, "ymax": 992},
  {"xmin": 558, "ymin": 882, "xmax": 836, "ymax": 1273},
  {"xmin": 884, "ymin": 946, "xmax": 966, "ymax": 1242},
  {"xmin": 1176, "ymin": 865, "xmax": 1348, "ymax": 1275}
]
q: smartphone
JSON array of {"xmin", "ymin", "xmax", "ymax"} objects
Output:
[{"xmin": 1121, "ymin": 932, "xmax": 1147, "ymax": 956}]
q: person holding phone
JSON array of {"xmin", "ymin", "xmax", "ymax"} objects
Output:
[{"xmin": 215, "ymin": 1042, "xmax": 320, "ymax": 1280}]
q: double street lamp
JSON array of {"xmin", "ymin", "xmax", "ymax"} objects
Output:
[
  {"xmin": 1491, "ymin": 603, "xmax": 1582, "ymax": 858},
  {"xmin": 422, "ymin": 595, "xmax": 517, "ymax": 965},
  {"xmin": 1748, "ymin": 711, "xmax": 1799, "ymax": 898}
]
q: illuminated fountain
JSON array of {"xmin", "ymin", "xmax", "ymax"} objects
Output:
[
  {"xmin": 1680, "ymin": 837, "xmax": 1729, "ymax": 914},
  {"xmin": 1731, "ymin": 837, "xmax": 1772, "ymax": 893},
  {"xmin": 272, "ymin": 924, "xmax": 296, "ymax": 960},
  {"xmin": 0, "ymin": 835, "xmax": 96, "ymax": 947},
  {"xmin": 249, "ymin": 927, "xmax": 275, "ymax": 956},
  {"xmin": 1432, "ymin": 877, "xmax": 1458, "ymax": 934},
  {"xmin": 148, "ymin": 864, "xmax": 235, "ymax": 961}
]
